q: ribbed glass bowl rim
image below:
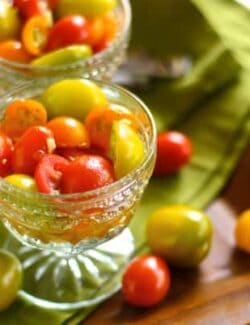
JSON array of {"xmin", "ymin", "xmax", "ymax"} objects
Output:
[
  {"xmin": 0, "ymin": 0, "xmax": 131, "ymax": 72},
  {"xmin": 0, "ymin": 79, "xmax": 156, "ymax": 203}
]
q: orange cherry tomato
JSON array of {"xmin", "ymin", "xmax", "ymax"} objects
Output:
[
  {"xmin": 22, "ymin": 16, "xmax": 50, "ymax": 56},
  {"xmin": 1, "ymin": 99, "xmax": 47, "ymax": 140},
  {"xmin": 85, "ymin": 106, "xmax": 138, "ymax": 153},
  {"xmin": 47, "ymin": 116, "xmax": 90, "ymax": 148},
  {"xmin": 94, "ymin": 13, "xmax": 117, "ymax": 53},
  {"xmin": 0, "ymin": 40, "xmax": 32, "ymax": 64},
  {"xmin": 87, "ymin": 17, "xmax": 105, "ymax": 47}
]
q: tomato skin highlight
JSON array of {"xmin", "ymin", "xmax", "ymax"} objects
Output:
[
  {"xmin": 47, "ymin": 15, "xmax": 90, "ymax": 51},
  {"xmin": 154, "ymin": 131, "xmax": 192, "ymax": 176},
  {"xmin": 11, "ymin": 126, "xmax": 56, "ymax": 175},
  {"xmin": 1, "ymin": 99, "xmax": 47, "ymax": 140},
  {"xmin": 35, "ymin": 154, "xmax": 69, "ymax": 194},
  {"xmin": 0, "ymin": 40, "xmax": 32, "ymax": 63},
  {"xmin": 60, "ymin": 154, "xmax": 114, "ymax": 193},
  {"xmin": 47, "ymin": 116, "xmax": 90, "ymax": 148},
  {"xmin": 122, "ymin": 255, "xmax": 170, "ymax": 307},
  {"xmin": 0, "ymin": 133, "xmax": 14, "ymax": 177}
]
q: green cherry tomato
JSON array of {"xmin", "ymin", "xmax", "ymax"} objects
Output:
[
  {"xmin": 31, "ymin": 45, "xmax": 92, "ymax": 67},
  {"xmin": 0, "ymin": 250, "xmax": 22, "ymax": 311},
  {"xmin": 4, "ymin": 174, "xmax": 37, "ymax": 192},
  {"xmin": 41, "ymin": 79, "xmax": 108, "ymax": 120},
  {"xmin": 56, "ymin": 0, "xmax": 117, "ymax": 19},
  {"xmin": 147, "ymin": 205, "xmax": 213, "ymax": 267},
  {"xmin": 0, "ymin": 2, "xmax": 20, "ymax": 41}
]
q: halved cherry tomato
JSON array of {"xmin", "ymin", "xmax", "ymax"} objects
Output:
[
  {"xmin": 13, "ymin": 0, "xmax": 47, "ymax": 19},
  {"xmin": 154, "ymin": 131, "xmax": 192, "ymax": 176},
  {"xmin": 56, "ymin": 147, "xmax": 106, "ymax": 161},
  {"xmin": 47, "ymin": 15, "xmax": 90, "ymax": 51},
  {"xmin": 0, "ymin": 40, "xmax": 32, "ymax": 63},
  {"xmin": 60, "ymin": 154, "xmax": 114, "ymax": 193},
  {"xmin": 122, "ymin": 255, "xmax": 171, "ymax": 307},
  {"xmin": 22, "ymin": 15, "xmax": 50, "ymax": 56},
  {"xmin": 11, "ymin": 126, "xmax": 56, "ymax": 175},
  {"xmin": 35, "ymin": 154, "xmax": 69, "ymax": 194},
  {"xmin": 85, "ymin": 106, "xmax": 137, "ymax": 153},
  {"xmin": 0, "ymin": 132, "xmax": 14, "ymax": 177},
  {"xmin": 47, "ymin": 116, "xmax": 89, "ymax": 148},
  {"xmin": 1, "ymin": 99, "xmax": 47, "ymax": 140}
]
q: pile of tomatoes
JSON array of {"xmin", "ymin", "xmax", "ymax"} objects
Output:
[
  {"xmin": 0, "ymin": 78, "xmax": 144, "ymax": 195},
  {"xmin": 0, "ymin": 0, "xmax": 117, "ymax": 65}
]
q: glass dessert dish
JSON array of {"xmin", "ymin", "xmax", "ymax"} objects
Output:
[
  {"xmin": 0, "ymin": 78, "xmax": 156, "ymax": 310},
  {"xmin": 0, "ymin": 0, "xmax": 131, "ymax": 91}
]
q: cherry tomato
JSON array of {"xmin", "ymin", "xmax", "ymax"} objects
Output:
[
  {"xmin": 1, "ymin": 99, "xmax": 47, "ymax": 140},
  {"xmin": 93, "ymin": 13, "xmax": 117, "ymax": 52},
  {"xmin": 11, "ymin": 126, "xmax": 56, "ymax": 175},
  {"xmin": 60, "ymin": 154, "xmax": 114, "ymax": 193},
  {"xmin": 85, "ymin": 106, "xmax": 137, "ymax": 152},
  {"xmin": 235, "ymin": 210, "xmax": 250, "ymax": 253},
  {"xmin": 147, "ymin": 205, "xmax": 212, "ymax": 267},
  {"xmin": 22, "ymin": 15, "xmax": 50, "ymax": 56},
  {"xmin": 47, "ymin": 16, "xmax": 90, "ymax": 51},
  {"xmin": 0, "ymin": 2, "xmax": 20, "ymax": 41},
  {"xmin": 47, "ymin": 116, "xmax": 89, "ymax": 148},
  {"xmin": 35, "ymin": 154, "xmax": 69, "ymax": 194},
  {"xmin": 0, "ymin": 132, "xmax": 14, "ymax": 177},
  {"xmin": 56, "ymin": 147, "xmax": 106, "ymax": 161},
  {"xmin": 13, "ymin": 0, "xmax": 47, "ymax": 19},
  {"xmin": 154, "ymin": 131, "xmax": 192, "ymax": 176},
  {"xmin": 0, "ymin": 40, "xmax": 32, "ymax": 63},
  {"xmin": 86, "ymin": 17, "xmax": 105, "ymax": 47},
  {"xmin": 4, "ymin": 174, "xmax": 37, "ymax": 192},
  {"xmin": 0, "ymin": 250, "xmax": 22, "ymax": 311},
  {"xmin": 122, "ymin": 255, "xmax": 170, "ymax": 307}
]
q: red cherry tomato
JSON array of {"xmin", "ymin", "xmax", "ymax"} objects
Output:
[
  {"xmin": 60, "ymin": 155, "xmax": 114, "ymax": 194},
  {"xmin": 154, "ymin": 131, "xmax": 192, "ymax": 176},
  {"xmin": 0, "ymin": 133, "xmax": 14, "ymax": 177},
  {"xmin": 13, "ymin": 0, "xmax": 47, "ymax": 19},
  {"xmin": 35, "ymin": 154, "xmax": 69, "ymax": 194},
  {"xmin": 47, "ymin": 16, "xmax": 90, "ymax": 51},
  {"xmin": 11, "ymin": 126, "xmax": 56, "ymax": 175},
  {"xmin": 56, "ymin": 147, "xmax": 106, "ymax": 161},
  {"xmin": 122, "ymin": 255, "xmax": 171, "ymax": 307}
]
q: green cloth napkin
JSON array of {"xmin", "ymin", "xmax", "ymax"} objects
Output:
[{"xmin": 1, "ymin": 0, "xmax": 250, "ymax": 324}]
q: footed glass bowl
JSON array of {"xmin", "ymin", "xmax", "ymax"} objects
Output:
[
  {"xmin": 0, "ymin": 0, "xmax": 131, "ymax": 90},
  {"xmin": 0, "ymin": 79, "xmax": 156, "ymax": 309}
]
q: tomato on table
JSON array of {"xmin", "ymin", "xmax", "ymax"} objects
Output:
[
  {"xmin": 47, "ymin": 15, "xmax": 90, "ymax": 51},
  {"xmin": 35, "ymin": 154, "xmax": 69, "ymax": 194},
  {"xmin": 60, "ymin": 154, "xmax": 114, "ymax": 193},
  {"xmin": 0, "ymin": 40, "xmax": 32, "ymax": 63},
  {"xmin": 1, "ymin": 99, "xmax": 47, "ymax": 140},
  {"xmin": 11, "ymin": 126, "xmax": 56, "ymax": 175},
  {"xmin": 22, "ymin": 15, "xmax": 50, "ymax": 56},
  {"xmin": 47, "ymin": 116, "xmax": 90, "ymax": 148},
  {"xmin": 154, "ymin": 131, "xmax": 192, "ymax": 176},
  {"xmin": 0, "ymin": 132, "xmax": 14, "ymax": 177},
  {"xmin": 13, "ymin": 0, "xmax": 47, "ymax": 19},
  {"xmin": 122, "ymin": 255, "xmax": 171, "ymax": 307},
  {"xmin": 0, "ymin": 250, "xmax": 22, "ymax": 311}
]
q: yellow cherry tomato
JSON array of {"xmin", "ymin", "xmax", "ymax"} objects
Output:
[
  {"xmin": 235, "ymin": 210, "xmax": 250, "ymax": 253},
  {"xmin": 147, "ymin": 205, "xmax": 213, "ymax": 267}
]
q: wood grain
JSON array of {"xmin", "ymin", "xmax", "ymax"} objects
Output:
[{"xmin": 84, "ymin": 145, "xmax": 250, "ymax": 325}]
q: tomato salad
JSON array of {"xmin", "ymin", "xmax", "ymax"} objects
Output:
[
  {"xmin": 0, "ymin": 79, "xmax": 145, "ymax": 195},
  {"xmin": 0, "ymin": 0, "xmax": 118, "ymax": 66}
]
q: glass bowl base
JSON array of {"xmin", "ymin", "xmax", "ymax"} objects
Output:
[{"xmin": 0, "ymin": 222, "xmax": 134, "ymax": 310}]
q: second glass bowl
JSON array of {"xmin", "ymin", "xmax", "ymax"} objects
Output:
[{"xmin": 0, "ymin": 0, "xmax": 131, "ymax": 89}]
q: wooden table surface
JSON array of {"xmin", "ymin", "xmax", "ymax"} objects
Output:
[{"xmin": 85, "ymin": 144, "xmax": 250, "ymax": 325}]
